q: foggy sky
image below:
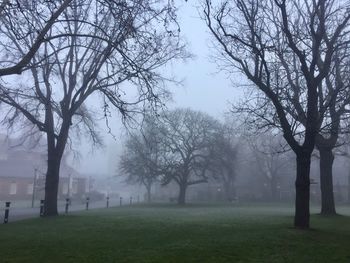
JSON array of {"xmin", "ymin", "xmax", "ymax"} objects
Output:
[{"xmin": 74, "ymin": 3, "xmax": 243, "ymax": 177}]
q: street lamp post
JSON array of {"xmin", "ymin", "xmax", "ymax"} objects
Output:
[{"xmin": 31, "ymin": 168, "xmax": 38, "ymax": 208}]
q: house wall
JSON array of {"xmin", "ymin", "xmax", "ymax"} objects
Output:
[
  {"xmin": 0, "ymin": 177, "xmax": 34, "ymax": 200},
  {"xmin": 0, "ymin": 135, "xmax": 88, "ymax": 202},
  {"xmin": 57, "ymin": 177, "xmax": 87, "ymax": 199},
  {"xmin": 0, "ymin": 177, "xmax": 87, "ymax": 201}
]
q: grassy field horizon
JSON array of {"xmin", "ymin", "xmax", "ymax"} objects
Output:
[{"xmin": 1, "ymin": 203, "xmax": 350, "ymax": 262}]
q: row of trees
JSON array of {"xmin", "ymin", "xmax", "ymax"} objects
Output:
[
  {"xmin": 1, "ymin": 0, "xmax": 350, "ymax": 231},
  {"xmin": 119, "ymin": 109, "xmax": 238, "ymax": 204},
  {"xmin": 0, "ymin": 0, "xmax": 187, "ymax": 216},
  {"xmin": 121, "ymin": 0, "xmax": 350, "ymax": 230}
]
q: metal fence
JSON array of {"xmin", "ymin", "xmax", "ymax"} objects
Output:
[{"xmin": 1, "ymin": 195, "xmax": 141, "ymax": 224}]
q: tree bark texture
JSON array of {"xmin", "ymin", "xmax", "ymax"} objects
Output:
[
  {"xmin": 44, "ymin": 152, "xmax": 61, "ymax": 216},
  {"xmin": 319, "ymin": 148, "xmax": 336, "ymax": 215},
  {"xmin": 178, "ymin": 183, "xmax": 187, "ymax": 205},
  {"xmin": 294, "ymin": 153, "xmax": 311, "ymax": 228}
]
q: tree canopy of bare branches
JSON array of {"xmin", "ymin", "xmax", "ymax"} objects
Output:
[
  {"xmin": 120, "ymin": 109, "xmax": 220, "ymax": 205},
  {"xmin": 0, "ymin": 0, "xmax": 74, "ymax": 76},
  {"xmin": 0, "ymin": 0, "xmax": 187, "ymax": 215},
  {"xmin": 209, "ymin": 122, "xmax": 239, "ymax": 202},
  {"xmin": 119, "ymin": 115, "xmax": 162, "ymax": 203},
  {"xmin": 157, "ymin": 108, "xmax": 219, "ymax": 204}
]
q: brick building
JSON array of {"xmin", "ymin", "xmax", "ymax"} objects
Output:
[{"xmin": 0, "ymin": 135, "xmax": 87, "ymax": 201}]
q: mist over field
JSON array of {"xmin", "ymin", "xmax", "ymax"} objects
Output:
[{"xmin": 1, "ymin": 0, "xmax": 350, "ymax": 262}]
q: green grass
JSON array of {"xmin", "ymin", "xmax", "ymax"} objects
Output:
[{"xmin": 1, "ymin": 203, "xmax": 350, "ymax": 263}]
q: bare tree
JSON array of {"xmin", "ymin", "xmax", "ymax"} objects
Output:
[
  {"xmin": 0, "ymin": 0, "xmax": 186, "ymax": 216},
  {"xmin": 119, "ymin": 116, "xmax": 162, "ymax": 203},
  {"xmin": 313, "ymin": 50, "xmax": 350, "ymax": 215},
  {"xmin": 204, "ymin": 0, "xmax": 350, "ymax": 228},
  {"xmin": 158, "ymin": 108, "xmax": 218, "ymax": 205},
  {"xmin": 231, "ymin": 11, "xmax": 350, "ymax": 215},
  {"xmin": 246, "ymin": 133, "xmax": 293, "ymax": 201},
  {"xmin": 209, "ymin": 122, "xmax": 238, "ymax": 202}
]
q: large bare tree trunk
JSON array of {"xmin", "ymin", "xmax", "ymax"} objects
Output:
[
  {"xmin": 44, "ymin": 152, "xmax": 61, "ymax": 216},
  {"xmin": 43, "ymin": 120, "xmax": 69, "ymax": 217},
  {"xmin": 319, "ymin": 148, "xmax": 336, "ymax": 215},
  {"xmin": 146, "ymin": 184, "xmax": 152, "ymax": 203},
  {"xmin": 294, "ymin": 152, "xmax": 311, "ymax": 228},
  {"xmin": 178, "ymin": 183, "xmax": 187, "ymax": 205}
]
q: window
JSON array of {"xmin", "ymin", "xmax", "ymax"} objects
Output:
[
  {"xmin": 27, "ymin": 184, "xmax": 34, "ymax": 195},
  {"xmin": 9, "ymin": 182, "xmax": 17, "ymax": 195}
]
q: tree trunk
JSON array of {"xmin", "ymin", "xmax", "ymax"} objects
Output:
[
  {"xmin": 44, "ymin": 151, "xmax": 62, "ymax": 216},
  {"xmin": 294, "ymin": 152, "xmax": 311, "ymax": 229},
  {"xmin": 146, "ymin": 185, "xmax": 151, "ymax": 203},
  {"xmin": 319, "ymin": 148, "xmax": 336, "ymax": 215},
  {"xmin": 223, "ymin": 177, "xmax": 235, "ymax": 202},
  {"xmin": 178, "ymin": 183, "xmax": 187, "ymax": 205},
  {"xmin": 223, "ymin": 183, "xmax": 232, "ymax": 202},
  {"xmin": 43, "ymin": 123, "xmax": 69, "ymax": 216}
]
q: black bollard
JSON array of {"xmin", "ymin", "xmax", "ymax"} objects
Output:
[
  {"xmin": 120, "ymin": 197, "xmax": 122, "ymax": 206},
  {"xmin": 40, "ymin": 200, "xmax": 45, "ymax": 217},
  {"xmin": 106, "ymin": 196, "xmax": 109, "ymax": 208},
  {"xmin": 3, "ymin": 202, "xmax": 10, "ymax": 224},
  {"xmin": 86, "ymin": 197, "xmax": 89, "ymax": 211},
  {"xmin": 65, "ymin": 198, "xmax": 70, "ymax": 214},
  {"xmin": 130, "ymin": 197, "xmax": 132, "ymax": 205}
]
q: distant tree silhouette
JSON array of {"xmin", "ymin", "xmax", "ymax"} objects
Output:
[
  {"xmin": 119, "ymin": 116, "xmax": 162, "ymax": 203},
  {"xmin": 157, "ymin": 109, "xmax": 219, "ymax": 204}
]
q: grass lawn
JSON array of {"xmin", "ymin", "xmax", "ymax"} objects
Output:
[{"xmin": 0, "ymin": 203, "xmax": 350, "ymax": 263}]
